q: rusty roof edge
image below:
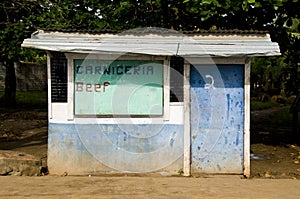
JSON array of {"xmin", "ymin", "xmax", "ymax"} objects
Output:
[
  {"xmin": 39, "ymin": 28, "xmax": 269, "ymax": 36},
  {"xmin": 42, "ymin": 28, "xmax": 120, "ymax": 34}
]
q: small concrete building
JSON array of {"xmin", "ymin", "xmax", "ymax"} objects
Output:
[{"xmin": 22, "ymin": 28, "xmax": 280, "ymax": 176}]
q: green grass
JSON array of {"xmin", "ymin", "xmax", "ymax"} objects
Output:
[
  {"xmin": 251, "ymin": 100, "xmax": 298, "ymax": 126},
  {"xmin": 250, "ymin": 100, "xmax": 278, "ymax": 111},
  {"xmin": 269, "ymin": 106, "xmax": 294, "ymax": 125},
  {"xmin": 16, "ymin": 91, "xmax": 47, "ymax": 105},
  {"xmin": 0, "ymin": 91, "xmax": 47, "ymax": 109}
]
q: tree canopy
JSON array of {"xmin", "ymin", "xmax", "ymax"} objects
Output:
[
  {"xmin": 29, "ymin": 0, "xmax": 299, "ymax": 32},
  {"xmin": 0, "ymin": 0, "xmax": 299, "ymax": 105},
  {"xmin": 0, "ymin": 0, "xmax": 44, "ymax": 106}
]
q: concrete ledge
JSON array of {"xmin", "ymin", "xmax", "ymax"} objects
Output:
[{"xmin": 0, "ymin": 150, "xmax": 41, "ymax": 176}]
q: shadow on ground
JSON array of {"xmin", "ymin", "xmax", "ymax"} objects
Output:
[{"xmin": 250, "ymin": 106, "xmax": 300, "ymax": 179}]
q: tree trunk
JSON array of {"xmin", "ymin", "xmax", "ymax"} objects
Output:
[{"xmin": 4, "ymin": 60, "xmax": 16, "ymax": 107}]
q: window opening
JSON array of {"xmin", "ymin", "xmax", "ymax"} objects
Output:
[
  {"xmin": 50, "ymin": 52, "xmax": 68, "ymax": 102},
  {"xmin": 170, "ymin": 56, "xmax": 184, "ymax": 102}
]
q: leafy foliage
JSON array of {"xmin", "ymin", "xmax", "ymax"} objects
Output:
[
  {"xmin": 0, "ymin": 0, "xmax": 299, "ymax": 105},
  {"xmin": 0, "ymin": 0, "xmax": 42, "ymax": 62}
]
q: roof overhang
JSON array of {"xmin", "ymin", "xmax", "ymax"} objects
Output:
[{"xmin": 21, "ymin": 29, "xmax": 281, "ymax": 57}]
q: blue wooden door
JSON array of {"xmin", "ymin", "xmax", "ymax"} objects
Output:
[{"xmin": 190, "ymin": 64, "xmax": 244, "ymax": 173}]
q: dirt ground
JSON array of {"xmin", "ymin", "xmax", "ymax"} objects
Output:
[
  {"xmin": 0, "ymin": 106, "xmax": 300, "ymax": 179},
  {"xmin": 250, "ymin": 107, "xmax": 300, "ymax": 179},
  {"xmin": 1, "ymin": 175, "xmax": 300, "ymax": 198},
  {"xmin": 0, "ymin": 108, "xmax": 48, "ymax": 168}
]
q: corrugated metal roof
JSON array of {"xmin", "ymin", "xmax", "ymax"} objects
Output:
[
  {"xmin": 43, "ymin": 28, "xmax": 119, "ymax": 34},
  {"xmin": 42, "ymin": 28, "xmax": 268, "ymax": 35},
  {"xmin": 22, "ymin": 28, "xmax": 280, "ymax": 57}
]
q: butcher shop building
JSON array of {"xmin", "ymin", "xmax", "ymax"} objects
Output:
[{"xmin": 22, "ymin": 28, "xmax": 280, "ymax": 177}]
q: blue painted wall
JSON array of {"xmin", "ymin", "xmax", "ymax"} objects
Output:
[
  {"xmin": 190, "ymin": 64, "xmax": 244, "ymax": 173},
  {"xmin": 48, "ymin": 123, "xmax": 183, "ymax": 175},
  {"xmin": 48, "ymin": 64, "xmax": 245, "ymax": 175}
]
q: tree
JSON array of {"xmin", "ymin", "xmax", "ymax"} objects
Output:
[
  {"xmin": 1, "ymin": 0, "xmax": 299, "ymax": 106},
  {"xmin": 0, "ymin": 0, "xmax": 42, "ymax": 107},
  {"xmin": 247, "ymin": 0, "xmax": 300, "ymax": 97}
]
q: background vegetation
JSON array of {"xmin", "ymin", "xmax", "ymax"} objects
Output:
[{"xmin": 0, "ymin": 0, "xmax": 299, "ymax": 107}]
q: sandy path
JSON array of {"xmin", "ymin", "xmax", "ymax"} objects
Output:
[{"xmin": 0, "ymin": 176, "xmax": 299, "ymax": 198}]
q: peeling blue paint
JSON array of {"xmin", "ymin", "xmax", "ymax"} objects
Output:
[
  {"xmin": 226, "ymin": 94, "xmax": 230, "ymax": 120},
  {"xmin": 170, "ymin": 138, "xmax": 174, "ymax": 147},
  {"xmin": 169, "ymin": 131, "xmax": 177, "ymax": 148},
  {"xmin": 123, "ymin": 132, "xmax": 127, "ymax": 142},
  {"xmin": 48, "ymin": 123, "xmax": 184, "ymax": 174},
  {"xmin": 190, "ymin": 64, "xmax": 244, "ymax": 174}
]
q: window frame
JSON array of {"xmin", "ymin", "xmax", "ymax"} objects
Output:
[{"xmin": 65, "ymin": 53, "xmax": 170, "ymax": 120}]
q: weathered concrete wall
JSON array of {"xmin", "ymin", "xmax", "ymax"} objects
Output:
[
  {"xmin": 0, "ymin": 62, "xmax": 46, "ymax": 91},
  {"xmin": 48, "ymin": 123, "xmax": 184, "ymax": 175},
  {"xmin": 190, "ymin": 64, "xmax": 244, "ymax": 174}
]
